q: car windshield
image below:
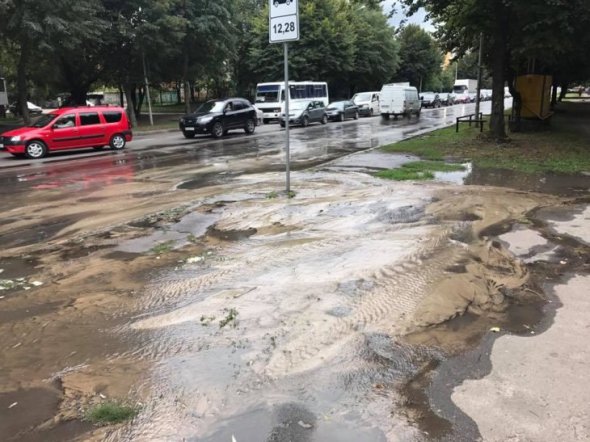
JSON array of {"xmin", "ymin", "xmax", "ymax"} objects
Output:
[
  {"xmin": 328, "ymin": 102, "xmax": 345, "ymax": 109},
  {"xmin": 28, "ymin": 114, "xmax": 55, "ymax": 128},
  {"xmin": 353, "ymin": 93, "xmax": 371, "ymax": 103},
  {"xmin": 196, "ymin": 101, "xmax": 225, "ymax": 113},
  {"xmin": 289, "ymin": 102, "xmax": 309, "ymax": 111},
  {"xmin": 256, "ymin": 86, "xmax": 280, "ymax": 103}
]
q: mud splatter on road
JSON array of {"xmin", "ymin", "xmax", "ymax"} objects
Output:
[{"xmin": 0, "ymin": 154, "xmax": 585, "ymax": 441}]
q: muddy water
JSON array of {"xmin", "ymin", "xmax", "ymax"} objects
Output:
[{"xmin": 84, "ymin": 171, "xmax": 555, "ymax": 442}]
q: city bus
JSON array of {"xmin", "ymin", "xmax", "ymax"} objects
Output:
[{"xmin": 255, "ymin": 81, "xmax": 329, "ymax": 123}]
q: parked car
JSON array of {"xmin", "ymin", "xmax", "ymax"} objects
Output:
[
  {"xmin": 179, "ymin": 98, "xmax": 257, "ymax": 139},
  {"xmin": 379, "ymin": 83, "xmax": 421, "ymax": 119},
  {"xmin": 326, "ymin": 100, "xmax": 359, "ymax": 122},
  {"xmin": 453, "ymin": 93, "xmax": 471, "ymax": 104},
  {"xmin": 440, "ymin": 92, "xmax": 455, "ymax": 106},
  {"xmin": 254, "ymin": 105, "xmax": 264, "ymax": 126},
  {"xmin": 8, "ymin": 101, "xmax": 43, "ymax": 116},
  {"xmin": 280, "ymin": 100, "xmax": 327, "ymax": 127},
  {"xmin": 0, "ymin": 106, "xmax": 132, "ymax": 159},
  {"xmin": 420, "ymin": 92, "xmax": 441, "ymax": 108},
  {"xmin": 351, "ymin": 91, "xmax": 380, "ymax": 117}
]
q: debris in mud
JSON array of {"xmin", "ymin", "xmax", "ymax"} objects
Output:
[
  {"xmin": 207, "ymin": 226, "xmax": 257, "ymax": 242},
  {"xmin": 0, "ymin": 277, "xmax": 43, "ymax": 292},
  {"xmin": 186, "ymin": 256, "xmax": 204, "ymax": 264},
  {"xmin": 219, "ymin": 308, "xmax": 239, "ymax": 328}
]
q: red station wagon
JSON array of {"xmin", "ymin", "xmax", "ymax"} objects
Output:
[{"xmin": 0, "ymin": 106, "xmax": 133, "ymax": 159}]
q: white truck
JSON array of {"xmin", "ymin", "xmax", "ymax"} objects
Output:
[{"xmin": 453, "ymin": 79, "xmax": 478, "ymax": 94}]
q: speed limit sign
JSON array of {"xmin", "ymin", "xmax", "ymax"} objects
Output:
[{"xmin": 269, "ymin": 0, "xmax": 299, "ymax": 43}]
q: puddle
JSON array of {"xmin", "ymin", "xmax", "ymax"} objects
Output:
[
  {"xmin": 60, "ymin": 244, "xmax": 114, "ymax": 260},
  {"xmin": 198, "ymin": 403, "xmax": 388, "ymax": 442},
  {"xmin": 15, "ymin": 420, "xmax": 94, "ymax": 442},
  {"xmin": 535, "ymin": 204, "xmax": 590, "ymax": 246},
  {"xmin": 466, "ymin": 165, "xmax": 590, "ymax": 196},
  {"xmin": 0, "ymin": 300, "xmax": 65, "ymax": 323},
  {"xmin": 0, "ymin": 383, "xmax": 62, "ymax": 439},
  {"xmin": 117, "ymin": 211, "xmax": 220, "ymax": 253},
  {"xmin": 0, "ymin": 213, "xmax": 97, "ymax": 249},
  {"xmin": 0, "ymin": 256, "xmax": 41, "ymax": 279}
]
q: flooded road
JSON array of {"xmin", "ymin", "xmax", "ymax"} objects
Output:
[{"xmin": 2, "ymin": 98, "xmax": 589, "ymax": 441}]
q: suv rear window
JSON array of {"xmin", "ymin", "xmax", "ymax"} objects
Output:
[
  {"xmin": 80, "ymin": 112, "xmax": 100, "ymax": 126},
  {"xmin": 103, "ymin": 111, "xmax": 122, "ymax": 123}
]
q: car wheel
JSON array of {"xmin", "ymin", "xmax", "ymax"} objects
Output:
[
  {"xmin": 244, "ymin": 118, "xmax": 256, "ymax": 134},
  {"xmin": 321, "ymin": 114, "xmax": 328, "ymax": 125},
  {"xmin": 339, "ymin": 113, "xmax": 344, "ymax": 122},
  {"xmin": 302, "ymin": 116, "xmax": 309, "ymax": 127},
  {"xmin": 353, "ymin": 111, "xmax": 359, "ymax": 120},
  {"xmin": 370, "ymin": 108, "xmax": 374, "ymax": 117},
  {"xmin": 183, "ymin": 131, "xmax": 195, "ymax": 139},
  {"xmin": 93, "ymin": 146, "xmax": 104, "ymax": 150},
  {"xmin": 110, "ymin": 134, "xmax": 126, "ymax": 150},
  {"xmin": 263, "ymin": 118, "xmax": 270, "ymax": 125},
  {"xmin": 211, "ymin": 122, "xmax": 224, "ymax": 138},
  {"xmin": 280, "ymin": 122, "xmax": 286, "ymax": 128},
  {"xmin": 25, "ymin": 140, "xmax": 47, "ymax": 159},
  {"xmin": 381, "ymin": 113, "xmax": 390, "ymax": 120}
]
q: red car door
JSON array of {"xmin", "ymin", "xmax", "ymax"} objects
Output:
[
  {"xmin": 49, "ymin": 113, "xmax": 79, "ymax": 150},
  {"xmin": 76, "ymin": 111, "xmax": 106, "ymax": 148}
]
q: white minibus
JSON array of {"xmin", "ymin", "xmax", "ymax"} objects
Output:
[{"xmin": 255, "ymin": 81, "xmax": 328, "ymax": 123}]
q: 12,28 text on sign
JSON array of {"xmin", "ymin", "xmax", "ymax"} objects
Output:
[{"xmin": 269, "ymin": 0, "xmax": 299, "ymax": 43}]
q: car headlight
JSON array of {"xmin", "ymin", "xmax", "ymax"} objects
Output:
[
  {"xmin": 10, "ymin": 136, "xmax": 21, "ymax": 142},
  {"xmin": 198, "ymin": 116, "xmax": 213, "ymax": 124}
]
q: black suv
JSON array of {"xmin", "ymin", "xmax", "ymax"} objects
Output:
[{"xmin": 179, "ymin": 98, "xmax": 257, "ymax": 139}]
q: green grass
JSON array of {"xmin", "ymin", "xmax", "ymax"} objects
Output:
[
  {"xmin": 376, "ymin": 161, "xmax": 466, "ymax": 181},
  {"xmin": 380, "ymin": 108, "xmax": 590, "ymax": 175},
  {"xmin": 85, "ymin": 402, "xmax": 138, "ymax": 425},
  {"xmin": 150, "ymin": 241, "xmax": 174, "ymax": 255}
]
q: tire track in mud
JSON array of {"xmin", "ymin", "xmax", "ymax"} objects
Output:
[{"xmin": 264, "ymin": 227, "xmax": 464, "ymax": 376}]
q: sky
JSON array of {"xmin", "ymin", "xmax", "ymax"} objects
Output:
[{"xmin": 382, "ymin": 1, "xmax": 435, "ymax": 32}]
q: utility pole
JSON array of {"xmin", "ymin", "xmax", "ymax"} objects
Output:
[
  {"xmin": 475, "ymin": 33, "xmax": 483, "ymax": 119},
  {"xmin": 142, "ymin": 50, "xmax": 154, "ymax": 126}
]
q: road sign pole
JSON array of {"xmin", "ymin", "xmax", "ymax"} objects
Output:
[
  {"xmin": 284, "ymin": 42, "xmax": 290, "ymax": 194},
  {"xmin": 269, "ymin": 0, "xmax": 298, "ymax": 195}
]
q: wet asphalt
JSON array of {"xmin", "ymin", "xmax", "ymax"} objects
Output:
[{"xmin": 0, "ymin": 102, "xmax": 500, "ymax": 200}]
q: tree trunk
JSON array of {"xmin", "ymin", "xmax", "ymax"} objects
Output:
[
  {"xmin": 550, "ymin": 78, "xmax": 558, "ymax": 109},
  {"xmin": 17, "ymin": 38, "xmax": 31, "ymax": 125},
  {"xmin": 558, "ymin": 82, "xmax": 568, "ymax": 102},
  {"xmin": 506, "ymin": 69, "xmax": 521, "ymax": 132},
  {"xmin": 489, "ymin": 5, "xmax": 507, "ymax": 140},
  {"xmin": 119, "ymin": 85, "xmax": 125, "ymax": 107},
  {"xmin": 124, "ymin": 86, "xmax": 137, "ymax": 127}
]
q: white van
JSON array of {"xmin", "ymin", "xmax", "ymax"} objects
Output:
[
  {"xmin": 379, "ymin": 83, "xmax": 421, "ymax": 119},
  {"xmin": 351, "ymin": 91, "xmax": 380, "ymax": 117}
]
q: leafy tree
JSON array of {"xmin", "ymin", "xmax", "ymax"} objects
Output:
[
  {"xmin": 395, "ymin": 24, "xmax": 442, "ymax": 91},
  {"xmin": 402, "ymin": 0, "xmax": 590, "ymax": 139},
  {"xmin": 349, "ymin": 4, "xmax": 400, "ymax": 94},
  {"xmin": 0, "ymin": 0, "xmax": 104, "ymax": 123}
]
